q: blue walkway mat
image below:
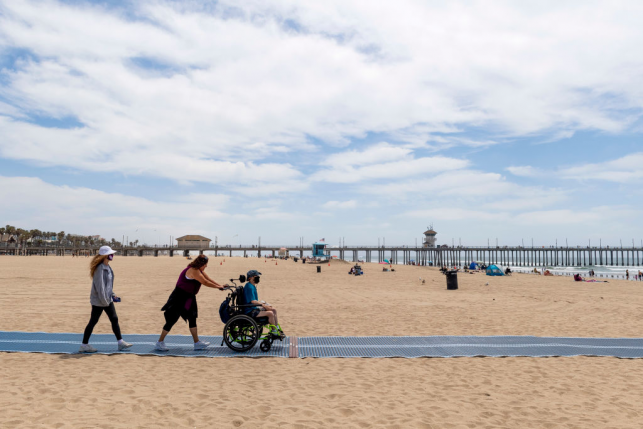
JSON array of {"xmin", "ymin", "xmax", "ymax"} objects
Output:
[
  {"xmin": 0, "ymin": 331, "xmax": 290, "ymax": 358},
  {"xmin": 1, "ymin": 332, "xmax": 642, "ymax": 358},
  {"xmin": 297, "ymin": 336, "xmax": 643, "ymax": 358}
]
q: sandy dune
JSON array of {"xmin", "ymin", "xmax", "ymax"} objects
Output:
[{"xmin": 0, "ymin": 255, "xmax": 642, "ymax": 428}]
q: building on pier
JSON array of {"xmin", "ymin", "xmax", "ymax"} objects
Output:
[
  {"xmin": 1, "ymin": 234, "xmax": 17, "ymax": 244},
  {"xmin": 423, "ymin": 226, "xmax": 437, "ymax": 248},
  {"xmin": 176, "ymin": 235, "xmax": 211, "ymax": 248}
]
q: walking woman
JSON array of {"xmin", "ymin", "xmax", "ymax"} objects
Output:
[
  {"xmin": 80, "ymin": 246, "xmax": 132, "ymax": 353},
  {"xmin": 155, "ymin": 255, "xmax": 225, "ymax": 351}
]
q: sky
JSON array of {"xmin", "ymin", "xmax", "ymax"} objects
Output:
[{"xmin": 0, "ymin": 0, "xmax": 642, "ymax": 248}]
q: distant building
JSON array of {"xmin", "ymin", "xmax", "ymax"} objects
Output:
[
  {"xmin": 0, "ymin": 234, "xmax": 17, "ymax": 244},
  {"xmin": 176, "ymin": 235, "xmax": 212, "ymax": 248},
  {"xmin": 423, "ymin": 226, "xmax": 437, "ymax": 248}
]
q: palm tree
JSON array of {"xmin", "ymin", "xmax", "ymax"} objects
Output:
[
  {"xmin": 30, "ymin": 229, "xmax": 42, "ymax": 244},
  {"xmin": 15, "ymin": 228, "xmax": 28, "ymax": 254}
]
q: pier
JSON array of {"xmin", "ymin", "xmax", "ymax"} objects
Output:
[{"xmin": 1, "ymin": 244, "xmax": 642, "ymax": 267}]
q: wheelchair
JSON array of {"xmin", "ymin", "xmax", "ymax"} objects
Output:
[{"xmin": 220, "ymin": 276, "xmax": 284, "ymax": 353}]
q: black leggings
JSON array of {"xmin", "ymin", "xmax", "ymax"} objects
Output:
[
  {"xmin": 82, "ymin": 303, "xmax": 122, "ymax": 344},
  {"xmin": 163, "ymin": 309, "xmax": 197, "ymax": 332}
]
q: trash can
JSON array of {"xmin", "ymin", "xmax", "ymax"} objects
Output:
[
  {"xmin": 446, "ymin": 270, "xmax": 458, "ymax": 290},
  {"xmin": 316, "ymin": 265, "xmax": 321, "ymax": 273}
]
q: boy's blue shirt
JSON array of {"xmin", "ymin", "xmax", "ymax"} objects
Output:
[{"xmin": 242, "ymin": 282, "xmax": 259, "ymax": 314}]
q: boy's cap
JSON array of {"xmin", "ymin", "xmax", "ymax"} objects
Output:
[{"xmin": 247, "ymin": 270, "xmax": 262, "ymax": 278}]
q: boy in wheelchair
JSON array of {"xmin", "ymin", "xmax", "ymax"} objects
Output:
[{"xmin": 243, "ymin": 270, "xmax": 284, "ymax": 337}]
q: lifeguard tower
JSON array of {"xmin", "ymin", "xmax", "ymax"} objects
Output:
[
  {"xmin": 312, "ymin": 241, "xmax": 330, "ymax": 261},
  {"xmin": 423, "ymin": 225, "xmax": 437, "ymax": 248}
]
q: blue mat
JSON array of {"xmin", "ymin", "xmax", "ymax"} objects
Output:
[
  {"xmin": 1, "ymin": 332, "xmax": 642, "ymax": 358},
  {"xmin": 0, "ymin": 331, "xmax": 290, "ymax": 358},
  {"xmin": 297, "ymin": 336, "xmax": 643, "ymax": 358}
]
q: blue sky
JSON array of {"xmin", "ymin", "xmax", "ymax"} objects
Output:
[{"xmin": 0, "ymin": 0, "xmax": 642, "ymax": 247}]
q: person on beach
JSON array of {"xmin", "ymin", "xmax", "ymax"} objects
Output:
[
  {"xmin": 155, "ymin": 255, "xmax": 226, "ymax": 351},
  {"xmin": 80, "ymin": 246, "xmax": 132, "ymax": 353},
  {"xmin": 625, "ymin": 270, "xmax": 629, "ymax": 280},
  {"xmin": 243, "ymin": 270, "xmax": 284, "ymax": 337}
]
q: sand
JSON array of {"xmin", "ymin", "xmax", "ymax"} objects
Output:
[{"xmin": 0, "ymin": 255, "xmax": 642, "ymax": 428}]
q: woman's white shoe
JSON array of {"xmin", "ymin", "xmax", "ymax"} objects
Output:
[
  {"xmin": 79, "ymin": 344, "xmax": 97, "ymax": 353},
  {"xmin": 194, "ymin": 341, "xmax": 210, "ymax": 350},
  {"xmin": 155, "ymin": 341, "xmax": 169, "ymax": 351}
]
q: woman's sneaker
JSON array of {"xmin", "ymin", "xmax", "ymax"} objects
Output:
[
  {"xmin": 194, "ymin": 341, "xmax": 210, "ymax": 350},
  {"xmin": 155, "ymin": 341, "xmax": 169, "ymax": 351},
  {"xmin": 118, "ymin": 340, "xmax": 133, "ymax": 351},
  {"xmin": 79, "ymin": 344, "xmax": 97, "ymax": 353}
]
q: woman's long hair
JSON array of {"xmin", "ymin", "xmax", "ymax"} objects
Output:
[
  {"xmin": 188, "ymin": 254, "xmax": 209, "ymax": 269},
  {"xmin": 90, "ymin": 254, "xmax": 109, "ymax": 278}
]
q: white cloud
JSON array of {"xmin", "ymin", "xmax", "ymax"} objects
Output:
[
  {"xmin": 0, "ymin": 0, "xmax": 642, "ymax": 189},
  {"xmin": 0, "ymin": 175, "xmax": 226, "ymax": 237},
  {"xmin": 559, "ymin": 152, "xmax": 643, "ymax": 183},
  {"xmin": 404, "ymin": 206, "xmax": 634, "ymax": 226},
  {"xmin": 405, "ymin": 208, "xmax": 500, "ymax": 222},
  {"xmin": 506, "ymin": 152, "xmax": 643, "ymax": 183},
  {"xmin": 312, "ymin": 143, "xmax": 469, "ymax": 183},
  {"xmin": 0, "ymin": 1, "xmax": 642, "ymax": 245},
  {"xmin": 506, "ymin": 166, "xmax": 543, "ymax": 178},
  {"xmin": 322, "ymin": 200, "xmax": 357, "ymax": 209},
  {"xmin": 360, "ymin": 170, "xmax": 510, "ymax": 196},
  {"xmin": 320, "ymin": 143, "xmax": 412, "ymax": 167}
]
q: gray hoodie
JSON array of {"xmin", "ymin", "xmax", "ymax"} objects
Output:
[{"xmin": 90, "ymin": 263, "xmax": 115, "ymax": 307}]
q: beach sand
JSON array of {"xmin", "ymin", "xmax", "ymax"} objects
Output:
[{"xmin": 0, "ymin": 255, "xmax": 642, "ymax": 428}]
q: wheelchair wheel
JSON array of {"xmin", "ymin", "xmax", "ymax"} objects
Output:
[
  {"xmin": 260, "ymin": 339, "xmax": 272, "ymax": 352},
  {"xmin": 223, "ymin": 315, "xmax": 260, "ymax": 352}
]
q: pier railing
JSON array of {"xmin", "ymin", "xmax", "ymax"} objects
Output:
[{"xmin": 2, "ymin": 243, "xmax": 642, "ymax": 268}]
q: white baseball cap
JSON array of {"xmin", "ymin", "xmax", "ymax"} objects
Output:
[{"xmin": 99, "ymin": 246, "xmax": 118, "ymax": 256}]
